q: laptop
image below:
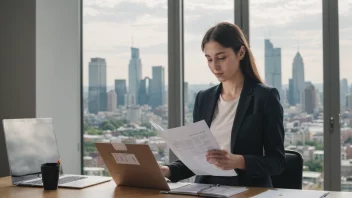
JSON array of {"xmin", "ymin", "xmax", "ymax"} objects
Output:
[
  {"xmin": 94, "ymin": 142, "xmax": 189, "ymax": 190},
  {"xmin": 2, "ymin": 118, "xmax": 111, "ymax": 188}
]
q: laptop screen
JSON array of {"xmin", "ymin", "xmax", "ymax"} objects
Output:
[{"xmin": 2, "ymin": 118, "xmax": 60, "ymax": 183}]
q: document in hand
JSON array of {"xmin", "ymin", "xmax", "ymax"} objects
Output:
[
  {"xmin": 150, "ymin": 120, "xmax": 237, "ymax": 177},
  {"xmin": 161, "ymin": 183, "xmax": 247, "ymax": 198}
]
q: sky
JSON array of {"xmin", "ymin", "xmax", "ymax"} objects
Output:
[{"xmin": 83, "ymin": 0, "xmax": 352, "ymax": 87}]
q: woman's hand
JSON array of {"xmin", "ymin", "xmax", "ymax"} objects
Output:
[
  {"xmin": 206, "ymin": 150, "xmax": 245, "ymax": 170},
  {"xmin": 160, "ymin": 165, "xmax": 171, "ymax": 178}
]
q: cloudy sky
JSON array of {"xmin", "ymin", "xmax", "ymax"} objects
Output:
[{"xmin": 83, "ymin": 0, "xmax": 352, "ymax": 87}]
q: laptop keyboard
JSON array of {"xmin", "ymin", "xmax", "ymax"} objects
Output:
[{"xmin": 24, "ymin": 176, "xmax": 88, "ymax": 186}]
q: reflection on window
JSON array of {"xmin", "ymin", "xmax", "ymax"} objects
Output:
[
  {"xmin": 83, "ymin": 0, "xmax": 168, "ymax": 176},
  {"xmin": 250, "ymin": 0, "xmax": 323, "ymax": 190}
]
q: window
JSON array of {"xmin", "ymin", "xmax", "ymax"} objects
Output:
[
  {"xmin": 250, "ymin": 0, "xmax": 323, "ymax": 190},
  {"xmin": 339, "ymin": 0, "xmax": 352, "ymax": 192},
  {"xmin": 83, "ymin": 0, "xmax": 168, "ymax": 176},
  {"xmin": 184, "ymin": 0, "xmax": 234, "ymax": 124}
]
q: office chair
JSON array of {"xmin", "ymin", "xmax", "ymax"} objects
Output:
[{"xmin": 271, "ymin": 150, "xmax": 303, "ymax": 189}]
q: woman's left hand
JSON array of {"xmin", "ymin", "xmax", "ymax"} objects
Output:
[{"xmin": 206, "ymin": 150, "xmax": 244, "ymax": 170}]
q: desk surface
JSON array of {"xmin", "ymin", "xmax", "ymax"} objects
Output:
[{"xmin": 1, "ymin": 176, "xmax": 352, "ymax": 198}]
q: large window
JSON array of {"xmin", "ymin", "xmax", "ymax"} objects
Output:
[
  {"xmin": 339, "ymin": 0, "xmax": 352, "ymax": 192},
  {"xmin": 250, "ymin": 0, "xmax": 324, "ymax": 190},
  {"xmin": 184, "ymin": 0, "xmax": 234, "ymax": 124},
  {"xmin": 82, "ymin": 0, "xmax": 168, "ymax": 176}
]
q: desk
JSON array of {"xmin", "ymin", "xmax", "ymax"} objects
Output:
[{"xmin": 1, "ymin": 176, "xmax": 352, "ymax": 198}]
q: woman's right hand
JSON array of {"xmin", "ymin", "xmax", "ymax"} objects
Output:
[{"xmin": 160, "ymin": 165, "xmax": 171, "ymax": 178}]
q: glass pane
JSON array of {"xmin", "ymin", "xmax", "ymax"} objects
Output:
[
  {"xmin": 184, "ymin": 0, "xmax": 234, "ymax": 125},
  {"xmin": 83, "ymin": 0, "xmax": 168, "ymax": 176},
  {"xmin": 183, "ymin": 0, "xmax": 234, "ymax": 183},
  {"xmin": 250, "ymin": 0, "xmax": 323, "ymax": 190},
  {"xmin": 339, "ymin": 0, "xmax": 352, "ymax": 192}
]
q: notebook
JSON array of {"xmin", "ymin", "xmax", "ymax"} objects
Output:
[{"xmin": 160, "ymin": 183, "xmax": 247, "ymax": 198}]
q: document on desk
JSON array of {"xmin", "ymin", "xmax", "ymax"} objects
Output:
[
  {"xmin": 150, "ymin": 120, "xmax": 237, "ymax": 176},
  {"xmin": 250, "ymin": 189, "xmax": 329, "ymax": 198}
]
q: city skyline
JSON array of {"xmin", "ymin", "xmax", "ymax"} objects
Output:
[{"xmin": 83, "ymin": 0, "xmax": 352, "ymax": 86}]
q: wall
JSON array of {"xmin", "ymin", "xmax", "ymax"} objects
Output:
[
  {"xmin": 36, "ymin": 0, "xmax": 81, "ymax": 174},
  {"xmin": 0, "ymin": 0, "xmax": 37, "ymax": 177}
]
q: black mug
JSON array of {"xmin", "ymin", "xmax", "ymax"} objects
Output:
[{"xmin": 41, "ymin": 163, "xmax": 60, "ymax": 190}]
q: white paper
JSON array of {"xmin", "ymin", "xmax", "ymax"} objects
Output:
[
  {"xmin": 167, "ymin": 182, "xmax": 191, "ymax": 190},
  {"xmin": 150, "ymin": 120, "xmax": 237, "ymax": 176},
  {"xmin": 111, "ymin": 143, "xmax": 127, "ymax": 151},
  {"xmin": 250, "ymin": 189, "xmax": 329, "ymax": 198},
  {"xmin": 111, "ymin": 153, "xmax": 140, "ymax": 165}
]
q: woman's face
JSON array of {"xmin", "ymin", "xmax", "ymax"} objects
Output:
[{"xmin": 203, "ymin": 41, "xmax": 243, "ymax": 82}]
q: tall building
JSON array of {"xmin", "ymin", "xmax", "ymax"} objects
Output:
[
  {"xmin": 341, "ymin": 79, "xmax": 349, "ymax": 108},
  {"xmin": 302, "ymin": 83, "xmax": 317, "ymax": 114},
  {"xmin": 347, "ymin": 94, "xmax": 352, "ymax": 110},
  {"xmin": 265, "ymin": 39, "xmax": 282, "ymax": 97},
  {"xmin": 288, "ymin": 79, "xmax": 295, "ymax": 106},
  {"xmin": 138, "ymin": 77, "xmax": 151, "ymax": 106},
  {"xmin": 88, "ymin": 58, "xmax": 107, "ymax": 114},
  {"xmin": 184, "ymin": 82, "xmax": 189, "ymax": 106},
  {"xmin": 107, "ymin": 90, "xmax": 117, "ymax": 112},
  {"xmin": 128, "ymin": 47, "xmax": 142, "ymax": 104},
  {"xmin": 150, "ymin": 66, "xmax": 165, "ymax": 109},
  {"xmin": 292, "ymin": 51, "xmax": 305, "ymax": 104},
  {"xmin": 114, "ymin": 79, "xmax": 127, "ymax": 106},
  {"xmin": 127, "ymin": 105, "xmax": 141, "ymax": 123},
  {"xmin": 124, "ymin": 94, "xmax": 135, "ymax": 107}
]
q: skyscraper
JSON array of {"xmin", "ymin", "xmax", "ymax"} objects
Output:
[
  {"xmin": 114, "ymin": 79, "xmax": 127, "ymax": 106},
  {"xmin": 107, "ymin": 90, "xmax": 117, "ymax": 112},
  {"xmin": 341, "ymin": 78, "xmax": 348, "ymax": 108},
  {"xmin": 292, "ymin": 51, "xmax": 305, "ymax": 105},
  {"xmin": 346, "ymin": 94, "xmax": 352, "ymax": 110},
  {"xmin": 302, "ymin": 83, "xmax": 317, "ymax": 114},
  {"xmin": 265, "ymin": 39, "xmax": 282, "ymax": 98},
  {"xmin": 184, "ymin": 82, "xmax": 189, "ymax": 106},
  {"xmin": 88, "ymin": 58, "xmax": 107, "ymax": 114},
  {"xmin": 150, "ymin": 66, "xmax": 165, "ymax": 109},
  {"xmin": 288, "ymin": 78, "xmax": 295, "ymax": 106},
  {"xmin": 128, "ymin": 47, "xmax": 142, "ymax": 104},
  {"xmin": 138, "ymin": 77, "xmax": 151, "ymax": 106}
]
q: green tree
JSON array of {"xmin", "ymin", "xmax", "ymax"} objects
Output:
[
  {"xmin": 85, "ymin": 127, "xmax": 103, "ymax": 135},
  {"xmin": 101, "ymin": 121, "xmax": 115, "ymax": 131},
  {"xmin": 83, "ymin": 123, "xmax": 89, "ymax": 131},
  {"xmin": 305, "ymin": 160, "xmax": 323, "ymax": 172},
  {"xmin": 345, "ymin": 136, "xmax": 352, "ymax": 145},
  {"xmin": 109, "ymin": 120, "xmax": 124, "ymax": 128},
  {"xmin": 305, "ymin": 140, "xmax": 323, "ymax": 150}
]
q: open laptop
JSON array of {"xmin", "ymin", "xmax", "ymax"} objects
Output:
[
  {"xmin": 2, "ymin": 118, "xmax": 111, "ymax": 188},
  {"xmin": 95, "ymin": 142, "xmax": 189, "ymax": 191}
]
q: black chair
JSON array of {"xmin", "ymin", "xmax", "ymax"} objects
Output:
[{"xmin": 271, "ymin": 150, "xmax": 304, "ymax": 189}]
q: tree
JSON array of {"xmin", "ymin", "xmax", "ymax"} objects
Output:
[
  {"xmin": 109, "ymin": 120, "xmax": 124, "ymax": 128},
  {"xmin": 85, "ymin": 127, "xmax": 103, "ymax": 135},
  {"xmin": 101, "ymin": 121, "xmax": 115, "ymax": 131},
  {"xmin": 305, "ymin": 160, "xmax": 323, "ymax": 172},
  {"xmin": 305, "ymin": 140, "xmax": 323, "ymax": 150},
  {"xmin": 345, "ymin": 136, "xmax": 352, "ymax": 145}
]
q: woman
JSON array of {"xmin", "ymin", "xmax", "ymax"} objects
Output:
[{"xmin": 160, "ymin": 22, "xmax": 286, "ymax": 188}]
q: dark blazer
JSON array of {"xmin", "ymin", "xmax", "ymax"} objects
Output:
[{"xmin": 166, "ymin": 76, "xmax": 286, "ymax": 188}]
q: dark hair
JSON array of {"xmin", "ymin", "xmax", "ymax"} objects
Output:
[{"xmin": 201, "ymin": 22, "xmax": 263, "ymax": 84}]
